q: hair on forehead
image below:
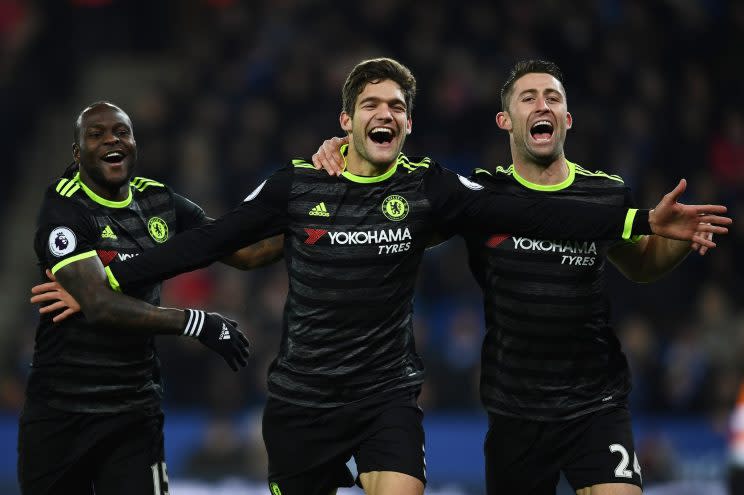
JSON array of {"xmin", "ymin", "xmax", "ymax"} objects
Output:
[
  {"xmin": 341, "ymin": 57, "xmax": 417, "ymax": 118},
  {"xmin": 500, "ymin": 59, "xmax": 565, "ymax": 111},
  {"xmin": 74, "ymin": 101, "xmax": 130, "ymax": 142}
]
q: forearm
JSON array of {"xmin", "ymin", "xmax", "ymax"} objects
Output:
[
  {"xmin": 55, "ymin": 257, "xmax": 186, "ymax": 334},
  {"xmin": 474, "ymin": 193, "xmax": 651, "ymax": 240},
  {"xmin": 610, "ymin": 236, "xmax": 691, "ymax": 283},
  {"xmin": 85, "ymin": 290, "xmax": 185, "ymax": 335},
  {"xmin": 633, "ymin": 236, "xmax": 691, "ymax": 281}
]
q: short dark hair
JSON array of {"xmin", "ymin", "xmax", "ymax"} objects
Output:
[
  {"xmin": 74, "ymin": 101, "xmax": 127, "ymax": 143},
  {"xmin": 342, "ymin": 58, "xmax": 416, "ymax": 117},
  {"xmin": 500, "ymin": 60, "xmax": 565, "ymax": 111}
]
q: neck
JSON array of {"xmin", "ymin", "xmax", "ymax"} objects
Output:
[
  {"xmin": 78, "ymin": 170, "xmax": 130, "ymax": 201},
  {"xmin": 511, "ymin": 152, "xmax": 568, "ymax": 186},
  {"xmin": 344, "ymin": 143, "xmax": 396, "ymax": 177}
]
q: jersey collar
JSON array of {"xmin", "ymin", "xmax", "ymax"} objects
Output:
[
  {"xmin": 512, "ymin": 160, "xmax": 576, "ymax": 191},
  {"xmin": 76, "ymin": 172, "xmax": 133, "ymax": 208},
  {"xmin": 339, "ymin": 144, "xmax": 400, "ymax": 184}
]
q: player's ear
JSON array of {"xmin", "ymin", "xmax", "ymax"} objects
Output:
[
  {"xmin": 566, "ymin": 111, "xmax": 573, "ymax": 130},
  {"xmin": 496, "ymin": 111, "xmax": 511, "ymax": 131},
  {"xmin": 72, "ymin": 143, "xmax": 80, "ymax": 163},
  {"xmin": 405, "ymin": 116, "xmax": 412, "ymax": 135},
  {"xmin": 340, "ymin": 112, "xmax": 352, "ymax": 133}
]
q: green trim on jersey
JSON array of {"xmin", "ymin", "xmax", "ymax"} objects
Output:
[
  {"xmin": 105, "ymin": 265, "xmax": 122, "ymax": 292},
  {"xmin": 76, "ymin": 173, "xmax": 133, "ymax": 208},
  {"xmin": 622, "ymin": 209, "xmax": 638, "ymax": 240},
  {"xmin": 339, "ymin": 144, "xmax": 399, "ymax": 183},
  {"xmin": 50, "ymin": 250, "xmax": 98, "ymax": 275},
  {"xmin": 55, "ymin": 177, "xmax": 81, "ymax": 197},
  {"xmin": 512, "ymin": 161, "xmax": 576, "ymax": 191},
  {"xmin": 574, "ymin": 164, "xmax": 624, "ymax": 183},
  {"xmin": 131, "ymin": 176, "xmax": 165, "ymax": 192},
  {"xmin": 291, "ymin": 159, "xmax": 315, "ymax": 169},
  {"xmin": 398, "ymin": 155, "xmax": 431, "ymax": 173}
]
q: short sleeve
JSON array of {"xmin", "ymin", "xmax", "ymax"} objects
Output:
[{"xmin": 36, "ymin": 195, "xmax": 99, "ymax": 274}]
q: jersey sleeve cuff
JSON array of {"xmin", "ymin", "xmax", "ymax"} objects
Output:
[
  {"xmin": 627, "ymin": 209, "xmax": 652, "ymax": 238},
  {"xmin": 50, "ymin": 250, "xmax": 98, "ymax": 275},
  {"xmin": 104, "ymin": 265, "xmax": 122, "ymax": 292}
]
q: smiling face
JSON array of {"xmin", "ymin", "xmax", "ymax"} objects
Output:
[
  {"xmin": 340, "ymin": 79, "xmax": 412, "ymax": 169},
  {"xmin": 73, "ymin": 104, "xmax": 137, "ymax": 193},
  {"xmin": 497, "ymin": 72, "xmax": 572, "ymax": 166}
]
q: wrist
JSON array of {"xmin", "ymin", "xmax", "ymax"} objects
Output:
[{"xmin": 183, "ymin": 308, "xmax": 206, "ymax": 338}]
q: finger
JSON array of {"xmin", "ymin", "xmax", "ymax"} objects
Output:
[
  {"xmin": 30, "ymin": 291, "xmax": 59, "ymax": 303},
  {"xmin": 226, "ymin": 318, "xmax": 238, "ymax": 327},
  {"xmin": 46, "ymin": 269, "xmax": 57, "ymax": 282},
  {"xmin": 699, "ymin": 232, "xmax": 712, "ymax": 256},
  {"xmin": 695, "ymin": 224, "xmax": 728, "ymax": 235},
  {"xmin": 31, "ymin": 282, "xmax": 60, "ymax": 294},
  {"xmin": 665, "ymin": 178, "xmax": 687, "ymax": 203},
  {"xmin": 234, "ymin": 349, "xmax": 248, "ymax": 368},
  {"xmin": 693, "ymin": 205, "xmax": 728, "ymax": 215},
  {"xmin": 39, "ymin": 301, "xmax": 67, "ymax": 314},
  {"xmin": 53, "ymin": 308, "xmax": 76, "ymax": 323},
  {"xmin": 690, "ymin": 241, "xmax": 700, "ymax": 251},
  {"xmin": 311, "ymin": 152, "xmax": 322, "ymax": 170},
  {"xmin": 238, "ymin": 331, "xmax": 250, "ymax": 347},
  {"xmin": 691, "ymin": 234, "xmax": 717, "ymax": 249},
  {"xmin": 225, "ymin": 356, "xmax": 238, "ymax": 372}
]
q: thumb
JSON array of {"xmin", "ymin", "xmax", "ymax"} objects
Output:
[
  {"xmin": 666, "ymin": 178, "xmax": 687, "ymax": 203},
  {"xmin": 46, "ymin": 269, "xmax": 56, "ymax": 282}
]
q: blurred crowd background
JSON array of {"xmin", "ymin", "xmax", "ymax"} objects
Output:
[{"xmin": 0, "ymin": 0, "xmax": 742, "ymax": 492}]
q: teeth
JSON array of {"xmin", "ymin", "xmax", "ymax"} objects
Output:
[
  {"xmin": 103, "ymin": 152, "xmax": 124, "ymax": 159},
  {"xmin": 531, "ymin": 120, "xmax": 553, "ymax": 129},
  {"xmin": 370, "ymin": 127, "xmax": 393, "ymax": 134}
]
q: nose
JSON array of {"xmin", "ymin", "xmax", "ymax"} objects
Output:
[
  {"xmin": 376, "ymin": 104, "xmax": 394, "ymax": 121},
  {"xmin": 535, "ymin": 97, "xmax": 550, "ymax": 111},
  {"xmin": 103, "ymin": 131, "xmax": 120, "ymax": 144}
]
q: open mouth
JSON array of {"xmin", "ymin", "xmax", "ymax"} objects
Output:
[
  {"xmin": 530, "ymin": 120, "xmax": 554, "ymax": 142},
  {"xmin": 368, "ymin": 127, "xmax": 395, "ymax": 144},
  {"xmin": 101, "ymin": 151, "xmax": 126, "ymax": 164}
]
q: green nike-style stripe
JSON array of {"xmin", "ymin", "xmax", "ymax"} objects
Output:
[
  {"xmin": 292, "ymin": 159, "xmax": 315, "ymax": 169},
  {"xmin": 105, "ymin": 266, "xmax": 122, "ymax": 292},
  {"xmin": 622, "ymin": 209, "xmax": 638, "ymax": 240},
  {"xmin": 51, "ymin": 250, "xmax": 98, "ymax": 275}
]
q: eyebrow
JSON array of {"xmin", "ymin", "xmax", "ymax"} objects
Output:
[
  {"xmin": 358, "ymin": 96, "xmax": 407, "ymax": 107},
  {"xmin": 517, "ymin": 88, "xmax": 563, "ymax": 98}
]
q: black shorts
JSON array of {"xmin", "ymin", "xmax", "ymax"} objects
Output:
[
  {"xmin": 484, "ymin": 405, "xmax": 642, "ymax": 494},
  {"xmin": 262, "ymin": 387, "xmax": 426, "ymax": 495},
  {"xmin": 17, "ymin": 399, "xmax": 168, "ymax": 495}
]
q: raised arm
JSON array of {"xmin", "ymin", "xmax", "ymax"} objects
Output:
[{"xmin": 425, "ymin": 167, "xmax": 730, "ymax": 244}]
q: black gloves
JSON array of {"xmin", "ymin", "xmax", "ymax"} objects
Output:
[{"xmin": 183, "ymin": 309, "xmax": 250, "ymax": 371}]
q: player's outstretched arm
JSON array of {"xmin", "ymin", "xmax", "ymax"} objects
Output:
[
  {"xmin": 647, "ymin": 179, "xmax": 730, "ymax": 248},
  {"xmin": 311, "ymin": 136, "xmax": 348, "ymax": 176},
  {"xmin": 221, "ymin": 235, "xmax": 285, "ymax": 269},
  {"xmin": 49, "ymin": 255, "xmax": 250, "ymax": 371}
]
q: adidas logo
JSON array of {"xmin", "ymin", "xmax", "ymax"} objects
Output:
[
  {"xmin": 308, "ymin": 202, "xmax": 330, "ymax": 217},
  {"xmin": 101, "ymin": 225, "xmax": 117, "ymax": 240},
  {"xmin": 218, "ymin": 323, "xmax": 231, "ymax": 340}
]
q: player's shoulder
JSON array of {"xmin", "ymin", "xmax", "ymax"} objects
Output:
[
  {"xmin": 130, "ymin": 176, "xmax": 170, "ymax": 197},
  {"xmin": 471, "ymin": 164, "xmax": 516, "ymax": 185},
  {"xmin": 397, "ymin": 154, "xmax": 436, "ymax": 175},
  {"xmin": 571, "ymin": 161, "xmax": 626, "ymax": 187}
]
